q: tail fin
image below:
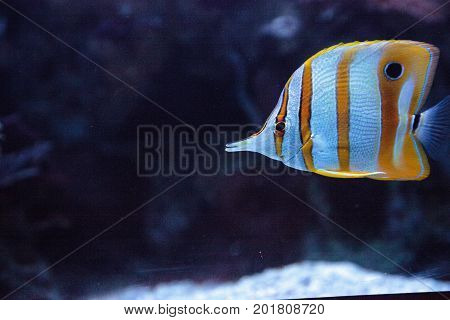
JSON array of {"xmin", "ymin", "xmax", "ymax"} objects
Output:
[{"xmin": 415, "ymin": 96, "xmax": 450, "ymax": 160}]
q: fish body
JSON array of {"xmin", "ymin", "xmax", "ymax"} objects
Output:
[{"xmin": 226, "ymin": 40, "xmax": 450, "ymax": 181}]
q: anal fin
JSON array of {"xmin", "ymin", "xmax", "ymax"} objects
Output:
[{"xmin": 314, "ymin": 169, "xmax": 384, "ymax": 179}]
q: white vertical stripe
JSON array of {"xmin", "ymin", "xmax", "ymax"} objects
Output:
[
  {"xmin": 283, "ymin": 65, "xmax": 307, "ymax": 170},
  {"xmin": 310, "ymin": 47, "xmax": 343, "ymax": 171},
  {"xmin": 394, "ymin": 76, "xmax": 415, "ymax": 165},
  {"xmin": 348, "ymin": 43, "xmax": 384, "ymax": 172}
]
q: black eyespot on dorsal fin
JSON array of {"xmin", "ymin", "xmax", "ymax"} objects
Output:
[{"xmin": 384, "ymin": 62, "xmax": 403, "ymax": 80}]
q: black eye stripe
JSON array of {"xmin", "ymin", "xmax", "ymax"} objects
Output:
[{"xmin": 274, "ymin": 78, "xmax": 293, "ymax": 133}]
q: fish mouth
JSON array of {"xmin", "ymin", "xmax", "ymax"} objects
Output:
[
  {"xmin": 225, "ymin": 134, "xmax": 312, "ymax": 157},
  {"xmin": 225, "ymin": 122, "xmax": 267, "ymax": 152},
  {"xmin": 225, "ymin": 139, "xmax": 251, "ymax": 152}
]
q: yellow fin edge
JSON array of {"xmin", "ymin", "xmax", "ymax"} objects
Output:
[{"xmin": 314, "ymin": 169, "xmax": 384, "ymax": 179}]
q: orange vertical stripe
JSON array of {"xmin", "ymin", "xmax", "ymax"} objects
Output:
[
  {"xmin": 276, "ymin": 79, "xmax": 291, "ymax": 123},
  {"xmin": 377, "ymin": 50, "xmax": 402, "ymax": 178},
  {"xmin": 336, "ymin": 47, "xmax": 358, "ymax": 171},
  {"xmin": 300, "ymin": 60, "xmax": 314, "ymax": 171}
]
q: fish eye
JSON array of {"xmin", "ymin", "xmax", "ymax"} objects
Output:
[
  {"xmin": 275, "ymin": 121, "xmax": 286, "ymax": 132},
  {"xmin": 384, "ymin": 62, "xmax": 403, "ymax": 80}
]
